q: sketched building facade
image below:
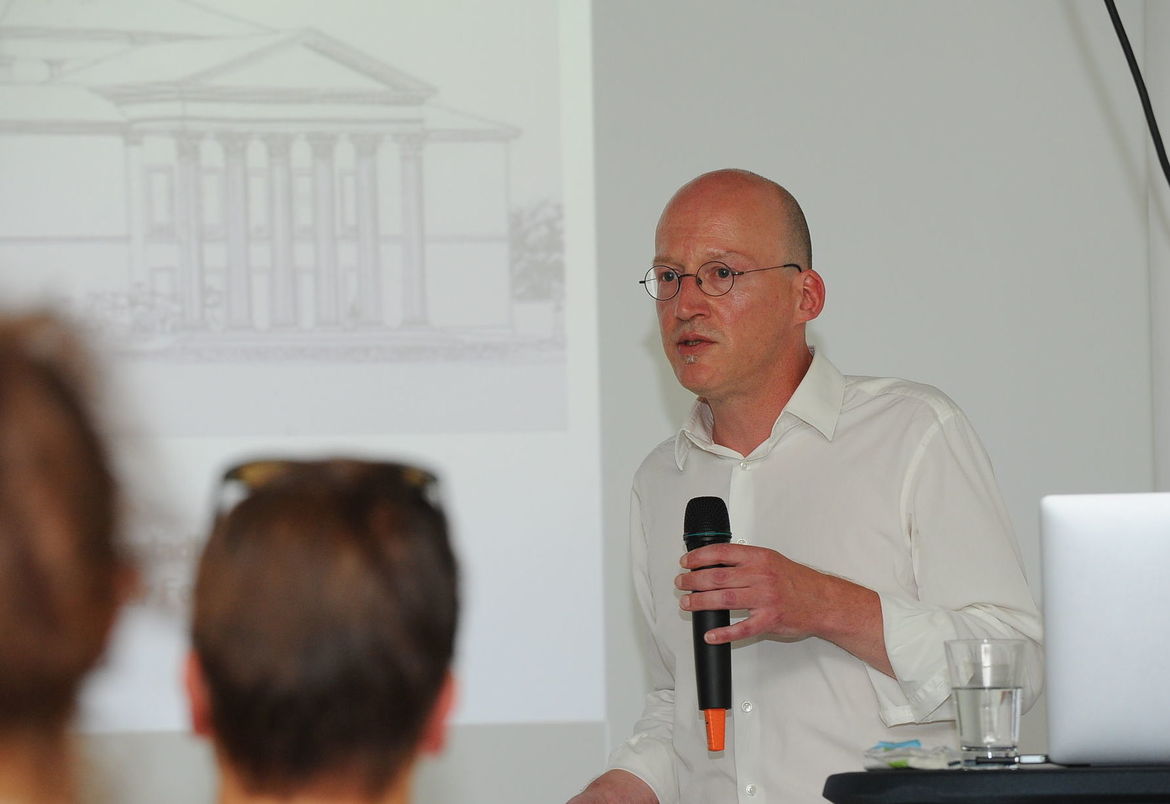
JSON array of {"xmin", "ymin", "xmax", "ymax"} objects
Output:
[{"xmin": 0, "ymin": 1, "xmax": 545, "ymax": 357}]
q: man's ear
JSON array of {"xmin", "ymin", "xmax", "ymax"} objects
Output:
[
  {"xmin": 419, "ymin": 672, "xmax": 457, "ymax": 755},
  {"xmin": 184, "ymin": 651, "xmax": 214, "ymax": 738},
  {"xmin": 796, "ymin": 268, "xmax": 826, "ymax": 323}
]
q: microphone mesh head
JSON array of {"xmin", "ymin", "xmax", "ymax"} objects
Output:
[{"xmin": 684, "ymin": 496, "xmax": 730, "ymax": 535}]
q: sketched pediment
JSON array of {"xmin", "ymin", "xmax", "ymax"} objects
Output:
[
  {"xmin": 0, "ymin": 0, "xmax": 268, "ymax": 40},
  {"xmin": 62, "ymin": 29, "xmax": 436, "ymax": 106},
  {"xmin": 0, "ymin": 4, "xmax": 517, "ymax": 138}
]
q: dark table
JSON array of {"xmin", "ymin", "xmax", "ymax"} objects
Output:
[{"xmin": 822, "ymin": 766, "xmax": 1170, "ymax": 803}]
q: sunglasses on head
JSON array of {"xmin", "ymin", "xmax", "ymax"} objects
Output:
[{"xmin": 214, "ymin": 458, "xmax": 441, "ymax": 519}]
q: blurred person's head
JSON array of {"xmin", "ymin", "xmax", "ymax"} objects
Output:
[
  {"xmin": 0, "ymin": 311, "xmax": 125, "ymax": 798},
  {"xmin": 188, "ymin": 459, "xmax": 459, "ymax": 804}
]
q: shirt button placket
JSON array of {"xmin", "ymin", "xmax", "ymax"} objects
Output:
[
  {"xmin": 729, "ymin": 453, "xmax": 761, "ymax": 804},
  {"xmin": 730, "ymin": 457, "xmax": 754, "ymax": 546}
]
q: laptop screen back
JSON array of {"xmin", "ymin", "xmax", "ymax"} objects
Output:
[{"xmin": 1040, "ymin": 493, "xmax": 1170, "ymax": 765}]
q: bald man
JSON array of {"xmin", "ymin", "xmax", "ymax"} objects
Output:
[{"xmin": 571, "ymin": 170, "xmax": 1042, "ymax": 804}]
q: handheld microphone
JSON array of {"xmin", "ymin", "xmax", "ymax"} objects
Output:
[{"xmin": 683, "ymin": 495, "xmax": 732, "ymax": 752}]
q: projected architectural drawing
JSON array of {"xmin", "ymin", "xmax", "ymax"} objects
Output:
[{"xmin": 0, "ymin": 0, "xmax": 565, "ymax": 432}]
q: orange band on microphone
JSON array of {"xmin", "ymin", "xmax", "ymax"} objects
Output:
[{"xmin": 703, "ymin": 708, "xmax": 726, "ymax": 752}]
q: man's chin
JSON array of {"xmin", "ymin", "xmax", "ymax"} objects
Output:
[{"xmin": 672, "ymin": 363, "xmax": 713, "ymax": 397}]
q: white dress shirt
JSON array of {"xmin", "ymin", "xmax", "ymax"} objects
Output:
[{"xmin": 608, "ymin": 351, "xmax": 1043, "ymax": 804}]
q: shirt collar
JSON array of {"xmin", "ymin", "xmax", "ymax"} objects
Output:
[
  {"xmin": 673, "ymin": 349, "xmax": 846, "ymax": 470},
  {"xmin": 783, "ymin": 348, "xmax": 845, "ymax": 442}
]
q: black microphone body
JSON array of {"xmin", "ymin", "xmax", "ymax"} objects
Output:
[{"xmin": 683, "ymin": 496, "xmax": 733, "ymax": 736}]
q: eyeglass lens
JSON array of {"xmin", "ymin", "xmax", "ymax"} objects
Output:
[{"xmin": 642, "ymin": 262, "xmax": 738, "ymax": 301}]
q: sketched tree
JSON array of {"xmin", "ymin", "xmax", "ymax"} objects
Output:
[{"xmin": 509, "ymin": 199, "xmax": 564, "ymax": 303}]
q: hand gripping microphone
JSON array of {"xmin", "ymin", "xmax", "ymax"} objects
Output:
[{"xmin": 683, "ymin": 495, "xmax": 732, "ymax": 752}]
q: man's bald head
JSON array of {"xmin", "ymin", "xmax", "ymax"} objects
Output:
[{"xmin": 658, "ymin": 169, "xmax": 812, "ymax": 270}]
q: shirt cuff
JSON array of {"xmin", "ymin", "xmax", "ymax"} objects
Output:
[{"xmin": 871, "ymin": 594, "xmax": 960, "ymax": 724}]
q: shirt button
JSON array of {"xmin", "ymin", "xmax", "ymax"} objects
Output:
[
  {"xmin": 745, "ymin": 783, "xmax": 757, "ymax": 796},
  {"xmin": 734, "ymin": 538, "xmax": 746, "ymax": 544},
  {"xmin": 739, "ymin": 461, "xmax": 750, "ymax": 470},
  {"xmin": 740, "ymin": 700, "xmax": 753, "ymax": 713}
]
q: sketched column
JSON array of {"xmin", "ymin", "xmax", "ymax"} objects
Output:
[
  {"xmin": 174, "ymin": 133, "xmax": 205, "ymax": 327},
  {"xmin": 265, "ymin": 134, "xmax": 297, "ymax": 328},
  {"xmin": 395, "ymin": 130, "xmax": 428, "ymax": 327},
  {"xmin": 308, "ymin": 134, "xmax": 340, "ymax": 326},
  {"xmin": 352, "ymin": 133, "xmax": 383, "ymax": 325},
  {"xmin": 123, "ymin": 132, "xmax": 146, "ymax": 287},
  {"xmin": 220, "ymin": 133, "xmax": 252, "ymax": 330}
]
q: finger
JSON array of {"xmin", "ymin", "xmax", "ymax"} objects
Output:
[
  {"xmin": 674, "ymin": 565, "xmax": 743, "ymax": 592},
  {"xmin": 679, "ymin": 588, "xmax": 750, "ymax": 612},
  {"xmin": 679, "ymin": 543, "xmax": 748, "ymax": 569},
  {"xmin": 701, "ymin": 615, "xmax": 765, "ymax": 645}
]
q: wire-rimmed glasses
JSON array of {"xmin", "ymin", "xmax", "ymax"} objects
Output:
[{"xmin": 639, "ymin": 261, "xmax": 803, "ymax": 301}]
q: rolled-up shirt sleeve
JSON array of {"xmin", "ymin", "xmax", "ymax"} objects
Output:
[
  {"xmin": 606, "ymin": 487, "xmax": 678, "ymax": 804},
  {"xmin": 866, "ymin": 405, "xmax": 1044, "ymax": 726}
]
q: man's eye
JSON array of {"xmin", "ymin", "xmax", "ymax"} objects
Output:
[
  {"xmin": 658, "ymin": 270, "xmax": 679, "ymax": 283},
  {"xmin": 713, "ymin": 266, "xmax": 733, "ymax": 279}
]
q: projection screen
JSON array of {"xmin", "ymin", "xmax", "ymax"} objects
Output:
[{"xmin": 0, "ymin": 0, "xmax": 601, "ymax": 733}]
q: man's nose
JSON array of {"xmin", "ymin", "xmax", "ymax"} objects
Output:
[{"xmin": 670, "ymin": 273, "xmax": 711, "ymax": 319}]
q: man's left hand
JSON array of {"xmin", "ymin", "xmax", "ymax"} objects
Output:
[{"xmin": 675, "ymin": 543, "xmax": 894, "ymax": 675}]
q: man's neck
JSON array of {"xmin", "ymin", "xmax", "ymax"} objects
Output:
[
  {"xmin": 708, "ymin": 348, "xmax": 813, "ymax": 456},
  {"xmin": 708, "ymin": 399, "xmax": 785, "ymax": 457},
  {"xmin": 218, "ymin": 765, "xmax": 412, "ymax": 804}
]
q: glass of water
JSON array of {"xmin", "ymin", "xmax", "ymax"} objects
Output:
[{"xmin": 945, "ymin": 638, "xmax": 1026, "ymax": 769}]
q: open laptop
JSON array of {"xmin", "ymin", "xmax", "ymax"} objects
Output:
[{"xmin": 1040, "ymin": 492, "xmax": 1170, "ymax": 765}]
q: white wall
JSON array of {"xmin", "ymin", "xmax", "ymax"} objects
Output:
[
  {"xmin": 594, "ymin": 0, "xmax": 1156, "ymax": 765},
  {"xmin": 1149, "ymin": 1, "xmax": 1170, "ymax": 488}
]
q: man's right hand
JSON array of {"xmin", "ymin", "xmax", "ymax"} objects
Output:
[{"xmin": 566, "ymin": 770, "xmax": 657, "ymax": 803}]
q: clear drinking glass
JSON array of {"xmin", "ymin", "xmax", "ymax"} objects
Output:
[{"xmin": 945, "ymin": 638, "xmax": 1026, "ymax": 768}]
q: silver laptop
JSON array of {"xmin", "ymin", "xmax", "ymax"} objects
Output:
[{"xmin": 1040, "ymin": 492, "xmax": 1170, "ymax": 765}]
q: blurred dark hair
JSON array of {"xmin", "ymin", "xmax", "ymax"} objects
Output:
[
  {"xmin": 0, "ymin": 312, "xmax": 121, "ymax": 730},
  {"xmin": 192, "ymin": 459, "xmax": 458, "ymax": 798}
]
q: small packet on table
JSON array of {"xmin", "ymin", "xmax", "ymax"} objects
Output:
[{"xmin": 863, "ymin": 740, "xmax": 962, "ymax": 770}]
